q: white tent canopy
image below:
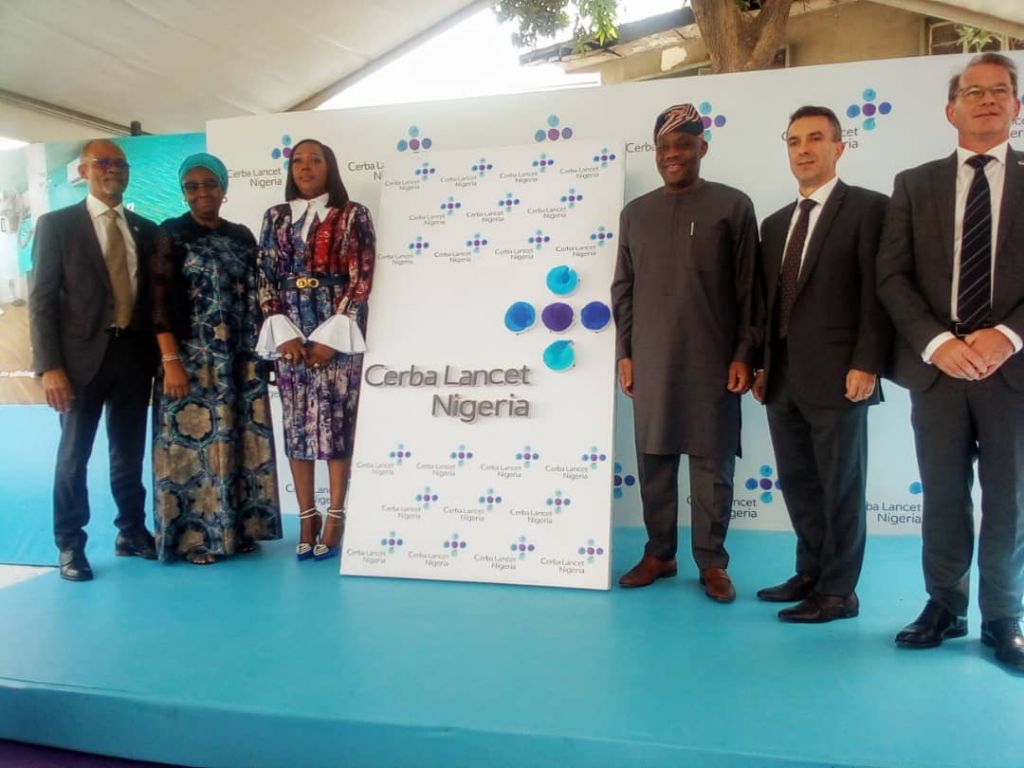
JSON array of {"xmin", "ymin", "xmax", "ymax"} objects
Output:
[{"xmin": 0, "ymin": 0, "xmax": 486, "ymax": 138}]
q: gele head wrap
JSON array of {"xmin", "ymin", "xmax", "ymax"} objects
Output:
[
  {"xmin": 178, "ymin": 152, "xmax": 229, "ymax": 192},
  {"xmin": 653, "ymin": 104, "xmax": 703, "ymax": 141}
]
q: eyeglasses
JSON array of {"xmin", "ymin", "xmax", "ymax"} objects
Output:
[
  {"xmin": 182, "ymin": 180, "xmax": 221, "ymax": 193},
  {"xmin": 958, "ymin": 85, "xmax": 1015, "ymax": 102},
  {"xmin": 85, "ymin": 158, "xmax": 129, "ymax": 171}
]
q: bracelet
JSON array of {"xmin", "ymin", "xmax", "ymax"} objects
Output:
[{"xmin": 161, "ymin": 353, "xmax": 180, "ymax": 362}]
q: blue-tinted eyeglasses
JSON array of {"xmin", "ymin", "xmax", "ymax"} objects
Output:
[{"xmin": 86, "ymin": 158, "xmax": 130, "ymax": 171}]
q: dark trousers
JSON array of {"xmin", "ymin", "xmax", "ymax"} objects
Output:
[
  {"xmin": 765, "ymin": 347, "xmax": 868, "ymax": 596},
  {"xmin": 53, "ymin": 335, "xmax": 152, "ymax": 551},
  {"xmin": 910, "ymin": 373, "xmax": 1024, "ymax": 621},
  {"xmin": 638, "ymin": 452, "xmax": 735, "ymax": 569}
]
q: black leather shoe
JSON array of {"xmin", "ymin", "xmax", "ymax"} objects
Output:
[
  {"xmin": 115, "ymin": 530, "xmax": 157, "ymax": 560},
  {"xmin": 778, "ymin": 592, "xmax": 859, "ymax": 623},
  {"xmin": 895, "ymin": 600, "xmax": 967, "ymax": 648},
  {"xmin": 757, "ymin": 573, "xmax": 816, "ymax": 603},
  {"xmin": 981, "ymin": 619, "xmax": 1024, "ymax": 672},
  {"xmin": 59, "ymin": 549, "xmax": 93, "ymax": 582}
]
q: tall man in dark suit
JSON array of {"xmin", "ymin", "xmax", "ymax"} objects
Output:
[
  {"xmin": 752, "ymin": 106, "xmax": 890, "ymax": 623},
  {"xmin": 877, "ymin": 53, "xmax": 1024, "ymax": 671},
  {"xmin": 30, "ymin": 139, "xmax": 159, "ymax": 581},
  {"xmin": 612, "ymin": 104, "xmax": 760, "ymax": 602}
]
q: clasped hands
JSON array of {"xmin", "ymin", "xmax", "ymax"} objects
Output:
[
  {"xmin": 930, "ymin": 329, "xmax": 1013, "ymax": 381},
  {"xmin": 276, "ymin": 338, "xmax": 335, "ymax": 370}
]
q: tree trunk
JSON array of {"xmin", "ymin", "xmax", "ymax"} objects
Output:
[{"xmin": 690, "ymin": 0, "xmax": 794, "ymax": 73}]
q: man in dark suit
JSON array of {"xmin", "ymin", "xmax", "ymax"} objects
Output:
[
  {"xmin": 877, "ymin": 53, "xmax": 1024, "ymax": 671},
  {"xmin": 752, "ymin": 106, "xmax": 890, "ymax": 623},
  {"xmin": 30, "ymin": 139, "xmax": 159, "ymax": 581}
]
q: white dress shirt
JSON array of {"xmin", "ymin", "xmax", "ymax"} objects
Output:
[
  {"xmin": 85, "ymin": 194, "xmax": 137, "ymax": 300},
  {"xmin": 922, "ymin": 140, "xmax": 1022, "ymax": 361},
  {"xmin": 781, "ymin": 175, "xmax": 840, "ymax": 277}
]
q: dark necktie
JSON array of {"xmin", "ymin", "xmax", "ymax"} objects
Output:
[
  {"xmin": 957, "ymin": 154, "xmax": 994, "ymax": 332},
  {"xmin": 777, "ymin": 198, "xmax": 817, "ymax": 339}
]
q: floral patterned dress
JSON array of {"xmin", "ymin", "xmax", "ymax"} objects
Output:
[
  {"xmin": 151, "ymin": 213, "xmax": 281, "ymax": 560},
  {"xmin": 258, "ymin": 201, "xmax": 375, "ymax": 460}
]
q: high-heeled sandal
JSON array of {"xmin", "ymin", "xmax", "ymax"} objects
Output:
[
  {"xmin": 296, "ymin": 507, "xmax": 321, "ymax": 561},
  {"xmin": 313, "ymin": 508, "xmax": 345, "ymax": 561}
]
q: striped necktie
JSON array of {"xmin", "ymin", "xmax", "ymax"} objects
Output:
[{"xmin": 956, "ymin": 154, "xmax": 994, "ymax": 332}]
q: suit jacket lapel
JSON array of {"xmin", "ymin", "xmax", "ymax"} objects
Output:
[
  {"xmin": 997, "ymin": 148, "xmax": 1024, "ymax": 259},
  {"xmin": 765, "ymin": 202, "xmax": 795, "ymax": 312},
  {"xmin": 929, "ymin": 153, "xmax": 958, "ymax": 278},
  {"xmin": 795, "ymin": 180, "xmax": 846, "ymax": 296},
  {"xmin": 77, "ymin": 200, "xmax": 113, "ymax": 293}
]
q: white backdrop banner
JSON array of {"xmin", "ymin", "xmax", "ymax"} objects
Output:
[{"xmin": 207, "ymin": 52, "xmax": 1024, "ymax": 547}]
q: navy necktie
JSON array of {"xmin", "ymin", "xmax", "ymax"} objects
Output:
[
  {"xmin": 777, "ymin": 198, "xmax": 817, "ymax": 339},
  {"xmin": 957, "ymin": 154, "xmax": 994, "ymax": 332}
]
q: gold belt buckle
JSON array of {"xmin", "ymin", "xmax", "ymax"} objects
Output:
[{"xmin": 295, "ymin": 277, "xmax": 320, "ymax": 289}]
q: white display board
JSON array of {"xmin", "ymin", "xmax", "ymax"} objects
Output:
[{"xmin": 337, "ymin": 142, "xmax": 621, "ymax": 588}]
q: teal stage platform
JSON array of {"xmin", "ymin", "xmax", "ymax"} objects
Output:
[{"xmin": 0, "ymin": 524, "xmax": 1021, "ymax": 768}]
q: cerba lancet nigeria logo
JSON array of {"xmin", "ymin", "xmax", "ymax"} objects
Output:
[
  {"xmin": 744, "ymin": 464, "xmax": 781, "ymax": 503},
  {"xmin": 846, "ymin": 88, "xmax": 892, "ymax": 131},
  {"xmin": 270, "ymin": 134, "xmax": 293, "ymax": 167},
  {"xmin": 503, "ymin": 266, "xmax": 612, "ymax": 371},
  {"xmin": 397, "ymin": 125, "xmax": 432, "ymax": 152},
  {"xmin": 534, "ymin": 114, "xmax": 574, "ymax": 143}
]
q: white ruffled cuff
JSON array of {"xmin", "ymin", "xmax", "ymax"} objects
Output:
[
  {"xmin": 308, "ymin": 314, "xmax": 367, "ymax": 354},
  {"xmin": 255, "ymin": 314, "xmax": 306, "ymax": 359}
]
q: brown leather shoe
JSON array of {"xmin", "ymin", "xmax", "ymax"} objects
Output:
[
  {"xmin": 618, "ymin": 555, "xmax": 677, "ymax": 588},
  {"xmin": 700, "ymin": 568, "xmax": 736, "ymax": 603}
]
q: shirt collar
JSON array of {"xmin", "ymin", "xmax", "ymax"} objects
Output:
[
  {"xmin": 796, "ymin": 175, "xmax": 839, "ymax": 209},
  {"xmin": 289, "ymin": 192, "xmax": 330, "ymax": 222},
  {"xmin": 85, "ymin": 193, "xmax": 125, "ymax": 220},
  {"xmin": 956, "ymin": 140, "xmax": 1009, "ymax": 168}
]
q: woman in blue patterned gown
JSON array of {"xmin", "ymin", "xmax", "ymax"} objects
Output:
[
  {"xmin": 256, "ymin": 139, "xmax": 375, "ymax": 562},
  {"xmin": 151, "ymin": 153, "xmax": 281, "ymax": 564}
]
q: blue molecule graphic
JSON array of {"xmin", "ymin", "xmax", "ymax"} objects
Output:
[
  {"xmin": 862, "ymin": 88, "xmax": 876, "ymax": 101},
  {"xmin": 847, "ymin": 105, "xmax": 861, "ymax": 118},
  {"xmin": 745, "ymin": 478, "xmax": 759, "ymax": 491},
  {"xmin": 909, "ymin": 481, "xmax": 923, "ymax": 495},
  {"xmin": 864, "ymin": 118, "xmax": 877, "ymax": 131},
  {"xmin": 580, "ymin": 301, "xmax": 611, "ymax": 332},
  {"xmin": 759, "ymin": 464, "xmax": 772, "ymax": 477},
  {"xmin": 546, "ymin": 266, "xmax": 579, "ymax": 296},
  {"xmin": 760, "ymin": 492, "xmax": 773, "ymax": 504},
  {"xmin": 543, "ymin": 340, "xmax": 575, "ymax": 371},
  {"xmin": 541, "ymin": 302, "xmax": 574, "ymax": 332},
  {"xmin": 504, "ymin": 301, "xmax": 536, "ymax": 333},
  {"xmin": 879, "ymin": 102, "xmax": 892, "ymax": 115},
  {"xmin": 699, "ymin": 101, "xmax": 713, "ymax": 115}
]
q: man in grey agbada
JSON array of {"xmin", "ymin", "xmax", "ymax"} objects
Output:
[{"xmin": 611, "ymin": 103, "xmax": 760, "ymax": 602}]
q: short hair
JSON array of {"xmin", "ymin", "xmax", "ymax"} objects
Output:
[
  {"xmin": 948, "ymin": 52, "xmax": 1018, "ymax": 103},
  {"xmin": 284, "ymin": 138, "xmax": 349, "ymax": 209},
  {"xmin": 79, "ymin": 138, "xmax": 123, "ymax": 163},
  {"xmin": 787, "ymin": 106, "xmax": 842, "ymax": 141}
]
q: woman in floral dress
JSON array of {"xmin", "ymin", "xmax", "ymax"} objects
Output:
[
  {"xmin": 151, "ymin": 153, "xmax": 281, "ymax": 564},
  {"xmin": 256, "ymin": 139, "xmax": 374, "ymax": 561}
]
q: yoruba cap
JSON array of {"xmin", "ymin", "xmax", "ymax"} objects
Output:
[{"xmin": 653, "ymin": 104, "xmax": 703, "ymax": 141}]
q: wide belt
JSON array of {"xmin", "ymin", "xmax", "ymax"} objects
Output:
[{"xmin": 282, "ymin": 276, "xmax": 345, "ymax": 290}]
